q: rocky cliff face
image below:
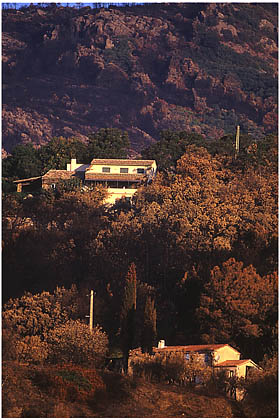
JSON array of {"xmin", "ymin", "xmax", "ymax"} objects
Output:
[{"xmin": 2, "ymin": 3, "xmax": 278, "ymax": 152}]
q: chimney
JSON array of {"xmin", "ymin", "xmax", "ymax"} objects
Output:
[
  {"xmin": 158, "ymin": 340, "xmax": 165, "ymax": 349},
  {"xmin": 70, "ymin": 158, "xmax": 77, "ymax": 171},
  {"xmin": 67, "ymin": 158, "xmax": 77, "ymax": 171}
]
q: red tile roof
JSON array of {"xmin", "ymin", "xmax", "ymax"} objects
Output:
[
  {"xmin": 42, "ymin": 170, "xmax": 75, "ymax": 180},
  {"xmin": 89, "ymin": 158, "xmax": 155, "ymax": 166},
  {"xmin": 214, "ymin": 359, "xmax": 253, "ymax": 367},
  {"xmin": 153, "ymin": 344, "xmax": 240, "ymax": 353}
]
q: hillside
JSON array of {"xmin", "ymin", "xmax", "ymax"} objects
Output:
[
  {"xmin": 3, "ymin": 362, "xmax": 240, "ymax": 418},
  {"xmin": 2, "ymin": 2, "xmax": 278, "ymax": 153}
]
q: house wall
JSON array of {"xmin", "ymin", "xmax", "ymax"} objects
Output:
[
  {"xmin": 212, "ymin": 346, "xmax": 240, "ymax": 365},
  {"xmin": 215, "ymin": 360, "xmax": 257, "ymax": 379},
  {"xmin": 107, "ymin": 187, "xmax": 137, "ymax": 204}
]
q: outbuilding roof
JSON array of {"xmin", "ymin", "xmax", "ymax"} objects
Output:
[
  {"xmin": 13, "ymin": 176, "xmax": 42, "ymax": 184},
  {"xmin": 42, "ymin": 170, "xmax": 75, "ymax": 179},
  {"xmin": 214, "ymin": 359, "xmax": 258, "ymax": 368}
]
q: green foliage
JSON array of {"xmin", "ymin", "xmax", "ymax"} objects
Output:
[
  {"xmin": 2, "ymin": 143, "xmax": 42, "ymax": 179},
  {"xmin": 185, "ymin": 33, "xmax": 277, "ymax": 98},
  {"xmin": 104, "ymin": 37, "xmax": 134, "ymax": 74},
  {"xmin": 2, "ymin": 136, "xmax": 88, "ymax": 183},
  {"xmin": 55, "ymin": 369, "xmax": 92, "ymax": 392},
  {"xmin": 39, "ymin": 136, "xmax": 88, "ymax": 171},
  {"xmin": 87, "ymin": 128, "xmax": 130, "ymax": 159},
  {"xmin": 141, "ymin": 130, "xmax": 205, "ymax": 171}
]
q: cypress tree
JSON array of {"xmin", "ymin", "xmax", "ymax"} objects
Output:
[
  {"xmin": 142, "ymin": 296, "xmax": 157, "ymax": 354},
  {"xmin": 120, "ymin": 262, "xmax": 137, "ymax": 372}
]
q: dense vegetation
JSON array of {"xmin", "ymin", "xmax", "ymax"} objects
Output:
[
  {"xmin": 2, "ymin": 128, "xmax": 278, "ymax": 417},
  {"xmin": 3, "ymin": 130, "xmax": 277, "ymax": 357}
]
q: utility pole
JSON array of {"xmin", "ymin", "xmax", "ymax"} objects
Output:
[
  {"xmin": 235, "ymin": 125, "xmax": 240, "ymax": 158},
  {"xmin": 89, "ymin": 290, "xmax": 94, "ymax": 331},
  {"xmin": 86, "ymin": 290, "xmax": 94, "ymax": 331}
]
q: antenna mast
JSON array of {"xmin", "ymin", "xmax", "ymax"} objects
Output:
[{"xmin": 235, "ymin": 125, "xmax": 240, "ymax": 158}]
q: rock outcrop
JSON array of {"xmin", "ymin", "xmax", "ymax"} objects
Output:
[{"xmin": 2, "ymin": 3, "xmax": 278, "ymax": 152}]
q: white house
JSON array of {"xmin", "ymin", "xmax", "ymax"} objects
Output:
[
  {"xmin": 84, "ymin": 158, "xmax": 157, "ymax": 204},
  {"xmin": 152, "ymin": 342, "xmax": 259, "ymax": 379}
]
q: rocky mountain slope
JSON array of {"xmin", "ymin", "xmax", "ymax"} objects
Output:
[{"xmin": 2, "ymin": 3, "xmax": 278, "ymax": 153}]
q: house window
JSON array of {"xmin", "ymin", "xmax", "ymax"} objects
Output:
[
  {"xmin": 204, "ymin": 353, "xmax": 209, "ymax": 363},
  {"xmin": 102, "ymin": 167, "xmax": 111, "ymax": 173},
  {"xmin": 51, "ymin": 183, "xmax": 56, "ymax": 190},
  {"xmin": 137, "ymin": 168, "xmax": 145, "ymax": 174},
  {"xmin": 185, "ymin": 353, "xmax": 190, "ymax": 361},
  {"xmin": 229, "ymin": 370, "xmax": 234, "ymax": 378},
  {"xmin": 120, "ymin": 168, "xmax": 128, "ymax": 173}
]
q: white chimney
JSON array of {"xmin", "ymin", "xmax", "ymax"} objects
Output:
[
  {"xmin": 158, "ymin": 340, "xmax": 165, "ymax": 349},
  {"xmin": 70, "ymin": 158, "xmax": 77, "ymax": 171}
]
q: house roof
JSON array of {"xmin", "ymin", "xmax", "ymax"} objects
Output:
[
  {"xmin": 85, "ymin": 173, "xmax": 144, "ymax": 182},
  {"xmin": 13, "ymin": 176, "xmax": 42, "ymax": 184},
  {"xmin": 214, "ymin": 359, "xmax": 259, "ymax": 368},
  {"xmin": 153, "ymin": 344, "xmax": 240, "ymax": 354},
  {"xmin": 89, "ymin": 158, "xmax": 155, "ymax": 166},
  {"xmin": 42, "ymin": 170, "xmax": 75, "ymax": 180}
]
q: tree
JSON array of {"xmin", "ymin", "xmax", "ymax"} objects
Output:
[
  {"xmin": 120, "ymin": 262, "xmax": 137, "ymax": 371},
  {"xmin": 39, "ymin": 136, "xmax": 88, "ymax": 172},
  {"xmin": 196, "ymin": 258, "xmax": 278, "ymax": 360},
  {"xmin": 2, "ymin": 143, "xmax": 42, "ymax": 180},
  {"xmin": 2, "ymin": 286, "xmax": 108, "ymax": 366},
  {"xmin": 86, "ymin": 128, "xmax": 130, "ymax": 160},
  {"xmin": 2, "ymin": 285, "xmax": 87, "ymax": 339},
  {"xmin": 47, "ymin": 321, "xmax": 108, "ymax": 366},
  {"xmin": 141, "ymin": 130, "xmax": 205, "ymax": 172},
  {"xmin": 242, "ymin": 353, "xmax": 278, "ymax": 418},
  {"xmin": 141, "ymin": 296, "xmax": 157, "ymax": 354}
]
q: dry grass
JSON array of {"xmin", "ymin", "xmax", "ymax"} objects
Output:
[
  {"xmin": 93, "ymin": 376, "xmax": 235, "ymax": 418},
  {"xmin": 2, "ymin": 361, "xmax": 238, "ymax": 418}
]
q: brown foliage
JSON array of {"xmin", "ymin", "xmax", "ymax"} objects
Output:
[{"xmin": 197, "ymin": 258, "xmax": 278, "ymax": 358}]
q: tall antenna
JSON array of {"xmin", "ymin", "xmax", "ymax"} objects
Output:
[
  {"xmin": 86, "ymin": 290, "xmax": 94, "ymax": 331},
  {"xmin": 89, "ymin": 290, "xmax": 94, "ymax": 331},
  {"xmin": 235, "ymin": 125, "xmax": 240, "ymax": 158}
]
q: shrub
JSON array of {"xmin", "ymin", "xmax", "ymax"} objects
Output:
[
  {"xmin": 33, "ymin": 364, "xmax": 105, "ymax": 403},
  {"xmin": 46, "ymin": 320, "xmax": 108, "ymax": 366},
  {"xmin": 130, "ymin": 351, "xmax": 212, "ymax": 386},
  {"xmin": 15, "ymin": 335, "xmax": 49, "ymax": 364},
  {"xmin": 2, "ymin": 327, "xmax": 19, "ymax": 361},
  {"xmin": 241, "ymin": 354, "xmax": 278, "ymax": 417}
]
